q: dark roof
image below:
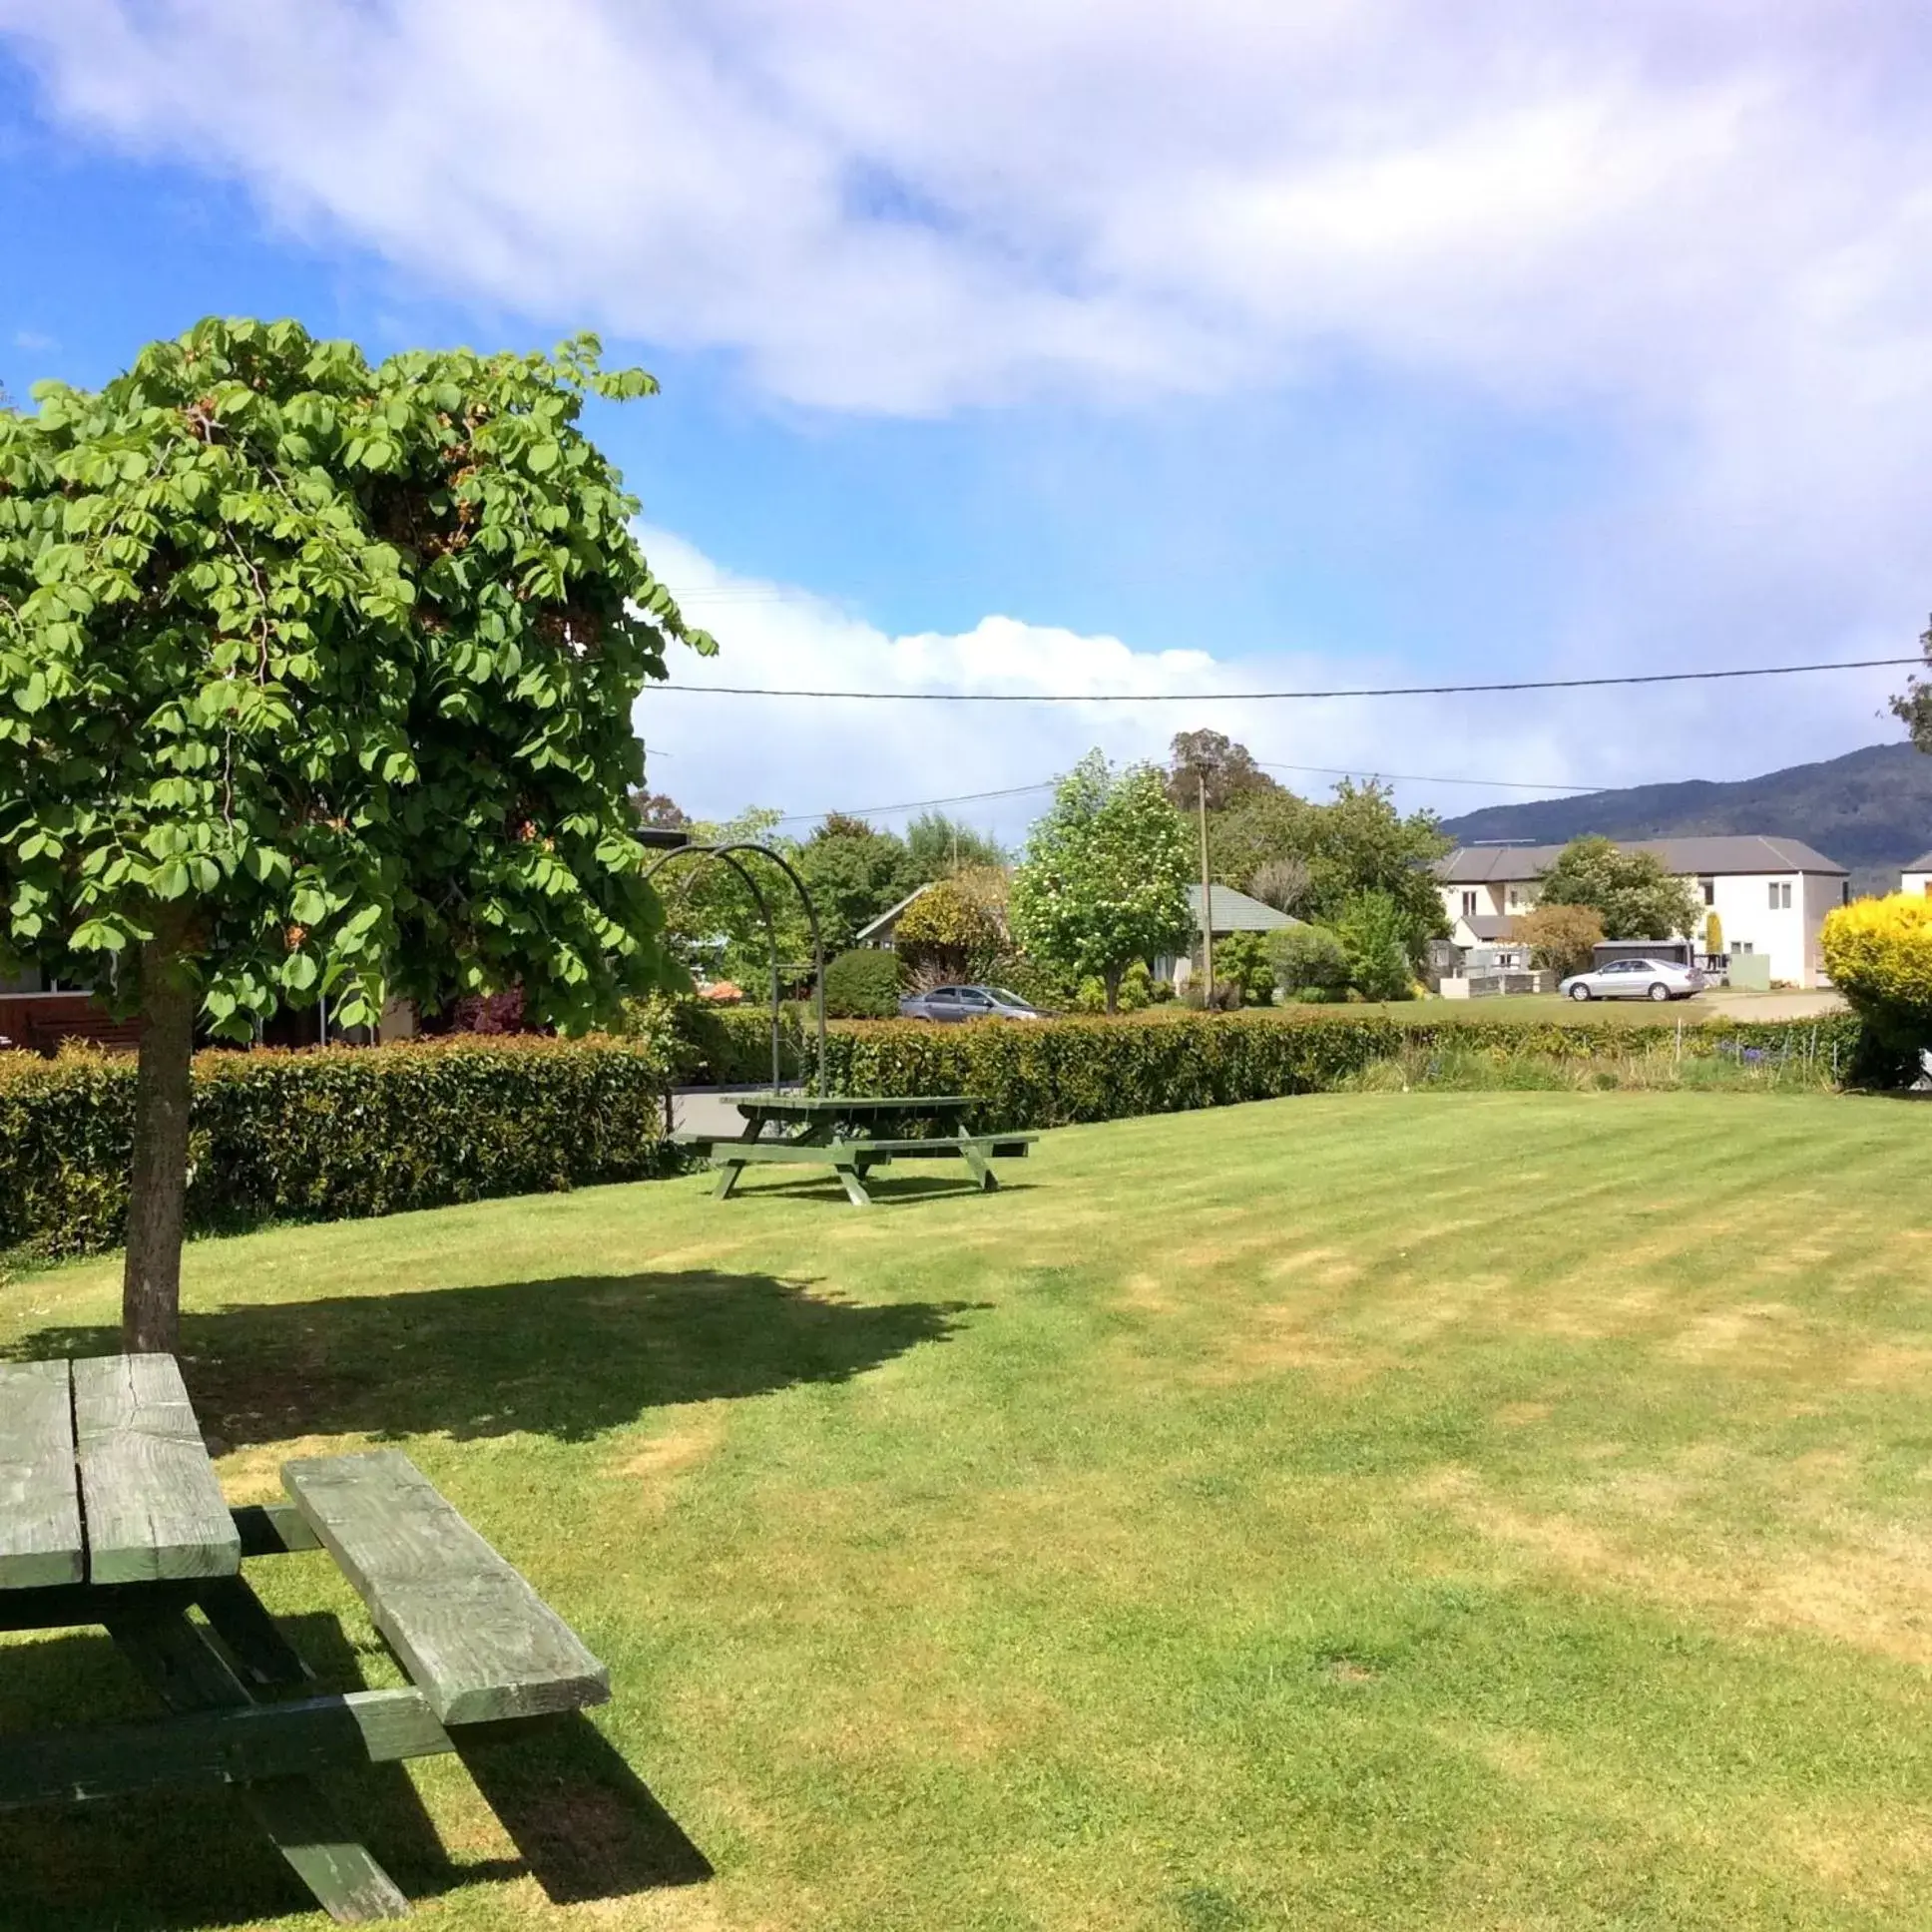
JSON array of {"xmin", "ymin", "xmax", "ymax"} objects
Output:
[
  {"xmin": 1437, "ymin": 834, "xmax": 1846, "ymax": 883},
  {"xmin": 1459, "ymin": 914, "xmax": 1518, "ymax": 942},
  {"xmin": 1904, "ymin": 852, "xmax": 1932, "ymax": 873},
  {"xmin": 1187, "ymin": 884, "xmax": 1296, "ymax": 932}
]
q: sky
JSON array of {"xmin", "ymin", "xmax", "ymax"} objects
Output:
[{"xmin": 1, "ymin": 1, "xmax": 1928, "ymax": 845}]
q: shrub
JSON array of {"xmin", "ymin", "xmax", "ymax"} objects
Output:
[
  {"xmin": 1516, "ymin": 903, "xmax": 1605, "ymax": 979},
  {"xmin": 1268, "ymin": 924, "xmax": 1351, "ymax": 1001},
  {"xmin": 1115, "ymin": 959, "xmax": 1154, "ymax": 1012},
  {"xmin": 894, "ymin": 880, "xmax": 1002, "ymax": 980},
  {"xmin": 1822, "ymin": 893, "xmax": 1932, "ymax": 1074},
  {"xmin": 823, "ymin": 947, "xmax": 903, "ymax": 1019},
  {"xmin": 0, "ymin": 1033, "xmax": 678, "ymax": 1266},
  {"xmin": 1214, "ymin": 931, "xmax": 1274, "ymax": 1006},
  {"xmin": 1335, "ymin": 892, "xmax": 1414, "ymax": 1000}
]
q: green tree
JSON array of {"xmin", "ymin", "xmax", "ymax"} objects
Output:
[
  {"xmin": 1010, "ymin": 751, "xmax": 1192, "ymax": 1011},
  {"xmin": 902, "ymin": 809, "xmax": 1005, "ymax": 880},
  {"xmin": 1208, "ymin": 771, "xmax": 1445, "ymax": 964},
  {"xmin": 1165, "ymin": 727, "xmax": 1281, "ymax": 812},
  {"xmin": 794, "ymin": 812, "xmax": 915, "ymax": 953},
  {"xmin": 1335, "ymin": 890, "xmax": 1416, "ymax": 1000},
  {"xmin": 0, "ymin": 317, "xmax": 710, "ymax": 1350},
  {"xmin": 1213, "ymin": 929, "xmax": 1274, "ymax": 1005},
  {"xmin": 1536, "ymin": 836, "xmax": 1701, "ymax": 941}
]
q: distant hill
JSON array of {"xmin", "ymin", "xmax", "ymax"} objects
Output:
[{"xmin": 1438, "ymin": 741, "xmax": 1932, "ymax": 898}]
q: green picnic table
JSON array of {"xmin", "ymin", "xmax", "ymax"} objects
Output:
[
  {"xmin": 0, "ymin": 1352, "xmax": 612, "ymax": 1923},
  {"xmin": 683, "ymin": 1092, "xmax": 1037, "ymax": 1207}
]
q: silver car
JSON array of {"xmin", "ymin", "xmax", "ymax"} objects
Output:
[
  {"xmin": 898, "ymin": 984, "xmax": 1048, "ymax": 1023},
  {"xmin": 1561, "ymin": 958, "xmax": 1705, "ymax": 1002}
]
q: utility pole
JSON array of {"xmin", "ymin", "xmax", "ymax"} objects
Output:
[{"xmin": 1197, "ymin": 777, "xmax": 1214, "ymax": 1001}]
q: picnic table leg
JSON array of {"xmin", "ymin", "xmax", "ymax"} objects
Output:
[
  {"xmin": 958, "ymin": 1140, "xmax": 998, "ymax": 1193},
  {"xmin": 712, "ymin": 1157, "xmax": 744, "ymax": 1201},
  {"xmin": 835, "ymin": 1155, "xmax": 874, "ymax": 1208},
  {"xmin": 107, "ymin": 1602, "xmax": 411, "ymax": 1923}
]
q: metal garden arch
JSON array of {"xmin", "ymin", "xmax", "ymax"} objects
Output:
[{"xmin": 643, "ymin": 839, "xmax": 829, "ymax": 1095}]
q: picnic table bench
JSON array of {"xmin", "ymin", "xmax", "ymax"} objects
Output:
[
  {"xmin": 0, "ymin": 1352, "xmax": 610, "ymax": 1923},
  {"xmin": 680, "ymin": 1092, "xmax": 1037, "ymax": 1207}
]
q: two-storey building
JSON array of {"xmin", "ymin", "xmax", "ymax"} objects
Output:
[{"xmin": 1435, "ymin": 835, "xmax": 1850, "ymax": 988}]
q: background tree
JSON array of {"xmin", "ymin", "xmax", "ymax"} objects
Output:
[
  {"xmin": 903, "ymin": 809, "xmax": 1005, "ymax": 880},
  {"xmin": 1248, "ymin": 854, "xmax": 1311, "ymax": 915},
  {"xmin": 1267, "ymin": 923, "xmax": 1351, "ymax": 1002},
  {"xmin": 893, "ymin": 876, "xmax": 1002, "ymax": 983},
  {"xmin": 1536, "ymin": 836, "xmax": 1701, "ymax": 941},
  {"xmin": 630, "ymin": 788, "xmax": 690, "ymax": 830},
  {"xmin": 1011, "ymin": 751, "xmax": 1192, "ymax": 1012},
  {"xmin": 1334, "ymin": 890, "xmax": 1415, "ymax": 1000},
  {"xmin": 1212, "ymin": 929, "xmax": 1274, "ymax": 1006},
  {"xmin": 1889, "ymin": 615, "xmax": 1932, "ymax": 748},
  {"xmin": 656, "ymin": 805, "xmax": 808, "ymax": 989},
  {"xmin": 793, "ymin": 812, "xmax": 916, "ymax": 953},
  {"xmin": 0, "ymin": 317, "xmax": 711, "ymax": 1351},
  {"xmin": 1164, "ymin": 727, "xmax": 1280, "ymax": 812},
  {"xmin": 1515, "ymin": 902, "xmax": 1604, "ymax": 979}
]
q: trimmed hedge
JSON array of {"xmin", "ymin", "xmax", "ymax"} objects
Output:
[
  {"xmin": 823, "ymin": 948, "xmax": 903, "ymax": 1019},
  {"xmin": 1, "ymin": 1033, "xmax": 678, "ymax": 1265},
  {"xmin": 713, "ymin": 1007, "xmax": 1870, "ymax": 1129}
]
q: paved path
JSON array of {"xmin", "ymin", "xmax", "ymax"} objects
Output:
[{"xmin": 1700, "ymin": 990, "xmax": 1846, "ymax": 1021}]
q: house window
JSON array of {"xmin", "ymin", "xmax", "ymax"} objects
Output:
[
  {"xmin": 1730, "ymin": 940, "xmax": 1753, "ymax": 955},
  {"xmin": 1460, "ymin": 891, "xmax": 1477, "ymax": 917},
  {"xmin": 1767, "ymin": 880, "xmax": 1791, "ymax": 910},
  {"xmin": 1697, "ymin": 876, "xmax": 1714, "ymax": 906}
]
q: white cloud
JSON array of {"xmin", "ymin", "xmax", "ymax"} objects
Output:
[
  {"xmin": 637, "ymin": 527, "xmax": 1907, "ymax": 844},
  {"xmin": 4, "ymin": 0, "xmax": 1928, "ymax": 786},
  {"xmin": 6, "ymin": 0, "xmax": 1931, "ymax": 425}
]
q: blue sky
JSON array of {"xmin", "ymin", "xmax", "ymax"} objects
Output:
[{"xmin": 2, "ymin": 4, "xmax": 1926, "ymax": 841}]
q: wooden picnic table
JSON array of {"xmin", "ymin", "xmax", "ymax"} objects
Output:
[
  {"xmin": 0, "ymin": 1353, "xmax": 610, "ymax": 1924},
  {"xmin": 686, "ymin": 1092, "xmax": 1037, "ymax": 1207}
]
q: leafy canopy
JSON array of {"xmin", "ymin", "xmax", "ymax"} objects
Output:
[
  {"xmin": 1010, "ymin": 751, "xmax": 1192, "ymax": 1003},
  {"xmin": 1535, "ymin": 836, "xmax": 1701, "ymax": 942},
  {"xmin": 1515, "ymin": 901, "xmax": 1604, "ymax": 979},
  {"xmin": 0, "ymin": 317, "xmax": 713, "ymax": 1035}
]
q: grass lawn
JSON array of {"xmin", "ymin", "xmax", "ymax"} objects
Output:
[{"xmin": 5, "ymin": 1090, "xmax": 1932, "ymax": 1929}]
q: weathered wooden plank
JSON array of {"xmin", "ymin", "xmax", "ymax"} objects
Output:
[
  {"xmin": 109, "ymin": 1609, "xmax": 412, "ymax": 1923},
  {"xmin": 72, "ymin": 1354, "xmax": 240, "ymax": 1585},
  {"xmin": 0, "ymin": 1687, "xmax": 450, "ymax": 1809},
  {"xmin": 0, "ymin": 1359, "xmax": 83, "ymax": 1590},
  {"xmin": 282, "ymin": 1451, "xmax": 610, "ymax": 1726}
]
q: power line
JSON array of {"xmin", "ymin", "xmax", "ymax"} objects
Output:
[
  {"xmin": 1255, "ymin": 759, "xmax": 1601, "ymax": 792},
  {"xmin": 757, "ymin": 756, "xmax": 1613, "ymax": 829},
  {"xmin": 656, "ymin": 654, "xmax": 1920, "ymax": 704}
]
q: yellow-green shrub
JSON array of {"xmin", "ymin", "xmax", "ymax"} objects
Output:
[{"xmin": 1822, "ymin": 894, "xmax": 1932, "ymax": 1013}]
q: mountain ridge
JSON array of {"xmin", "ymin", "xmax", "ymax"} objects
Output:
[{"xmin": 1437, "ymin": 741, "xmax": 1932, "ymax": 896}]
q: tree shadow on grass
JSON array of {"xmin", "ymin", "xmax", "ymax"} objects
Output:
[
  {"xmin": 3, "ymin": 1269, "xmax": 982, "ymax": 1449},
  {"xmin": 1, "ymin": 1612, "xmax": 708, "ymax": 1930}
]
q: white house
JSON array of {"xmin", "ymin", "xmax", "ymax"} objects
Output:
[
  {"xmin": 1435, "ymin": 835, "xmax": 1850, "ymax": 988},
  {"xmin": 1901, "ymin": 851, "xmax": 1932, "ymax": 897}
]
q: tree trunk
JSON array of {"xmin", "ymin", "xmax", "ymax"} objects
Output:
[
  {"xmin": 123, "ymin": 932, "xmax": 196, "ymax": 1355},
  {"xmin": 1103, "ymin": 966, "xmax": 1122, "ymax": 1014}
]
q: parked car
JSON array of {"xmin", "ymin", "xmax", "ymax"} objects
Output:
[
  {"xmin": 898, "ymin": 984, "xmax": 1049, "ymax": 1022},
  {"xmin": 1560, "ymin": 958, "xmax": 1705, "ymax": 1002}
]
